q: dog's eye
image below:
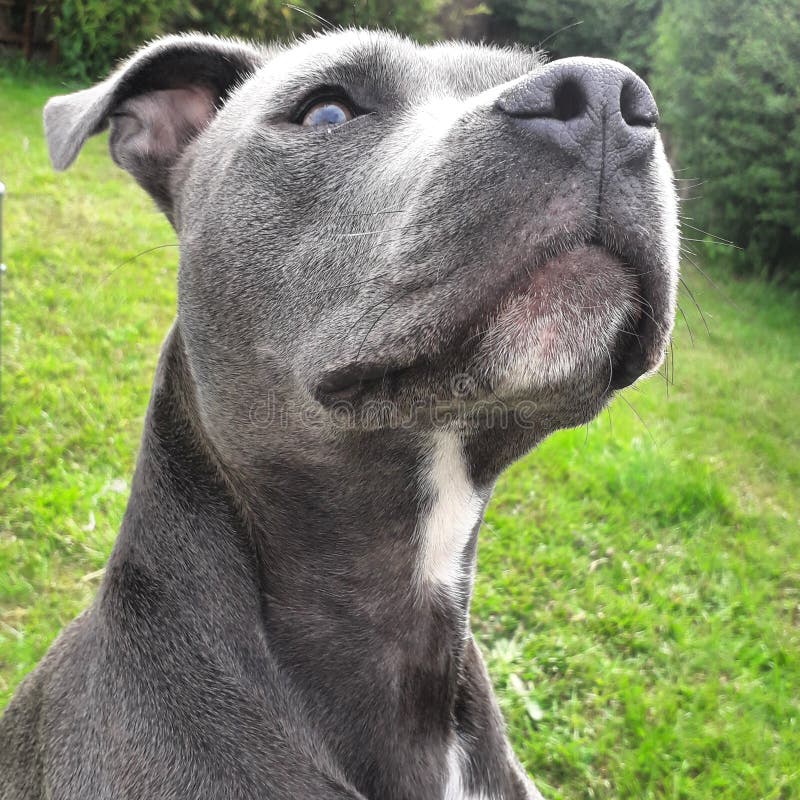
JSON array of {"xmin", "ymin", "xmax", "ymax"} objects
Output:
[{"xmin": 301, "ymin": 100, "xmax": 354, "ymax": 128}]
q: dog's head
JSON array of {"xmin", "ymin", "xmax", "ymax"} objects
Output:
[{"xmin": 45, "ymin": 31, "xmax": 678, "ymax": 472}]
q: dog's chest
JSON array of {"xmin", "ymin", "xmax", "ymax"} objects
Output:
[
  {"xmin": 443, "ymin": 742, "xmax": 498, "ymax": 800},
  {"xmin": 415, "ymin": 431, "xmax": 484, "ymax": 596}
]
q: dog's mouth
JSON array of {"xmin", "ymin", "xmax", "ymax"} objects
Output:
[{"xmin": 313, "ymin": 242, "xmax": 665, "ymax": 408}]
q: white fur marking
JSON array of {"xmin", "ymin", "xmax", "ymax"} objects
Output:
[
  {"xmin": 443, "ymin": 742, "xmax": 496, "ymax": 800},
  {"xmin": 416, "ymin": 431, "xmax": 483, "ymax": 595}
]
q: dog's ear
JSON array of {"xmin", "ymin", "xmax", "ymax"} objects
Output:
[{"xmin": 44, "ymin": 34, "xmax": 264, "ymax": 216}]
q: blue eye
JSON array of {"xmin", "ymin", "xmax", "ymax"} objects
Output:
[{"xmin": 301, "ymin": 100, "xmax": 354, "ymax": 127}]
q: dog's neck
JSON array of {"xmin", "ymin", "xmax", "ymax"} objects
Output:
[{"xmin": 113, "ymin": 324, "xmax": 501, "ymax": 795}]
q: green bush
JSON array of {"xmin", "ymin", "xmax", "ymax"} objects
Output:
[
  {"xmin": 47, "ymin": 0, "xmax": 309, "ymax": 81},
  {"xmin": 311, "ymin": 1, "xmax": 443, "ymax": 38},
  {"xmin": 166, "ymin": 0, "xmax": 304, "ymax": 43},
  {"xmin": 45, "ymin": 0, "xmax": 445, "ymax": 83},
  {"xmin": 47, "ymin": 0, "xmax": 166, "ymax": 81},
  {"xmin": 167, "ymin": 0, "xmax": 444, "ymax": 42},
  {"xmin": 487, "ymin": 0, "xmax": 663, "ymax": 78},
  {"xmin": 650, "ymin": 0, "xmax": 800, "ymax": 281}
]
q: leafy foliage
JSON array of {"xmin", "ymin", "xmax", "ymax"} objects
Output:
[
  {"xmin": 47, "ymin": 0, "xmax": 165, "ymax": 81},
  {"xmin": 45, "ymin": 0, "xmax": 444, "ymax": 82},
  {"xmin": 487, "ymin": 0, "xmax": 663, "ymax": 78},
  {"xmin": 312, "ymin": 0, "xmax": 443, "ymax": 38},
  {"xmin": 166, "ymin": 0, "xmax": 445, "ymax": 43},
  {"xmin": 166, "ymin": 0, "xmax": 301, "ymax": 42},
  {"xmin": 650, "ymin": 0, "xmax": 800, "ymax": 281}
]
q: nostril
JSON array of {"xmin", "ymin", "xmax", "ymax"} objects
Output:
[
  {"xmin": 552, "ymin": 79, "xmax": 586, "ymax": 122},
  {"xmin": 497, "ymin": 58, "xmax": 660, "ymax": 143},
  {"xmin": 620, "ymin": 79, "xmax": 659, "ymax": 127}
]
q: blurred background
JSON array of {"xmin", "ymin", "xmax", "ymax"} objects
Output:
[{"xmin": 1, "ymin": 2, "xmax": 798, "ymax": 798}]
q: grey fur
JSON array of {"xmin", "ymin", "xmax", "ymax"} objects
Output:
[{"xmin": 1, "ymin": 29, "xmax": 678, "ymax": 800}]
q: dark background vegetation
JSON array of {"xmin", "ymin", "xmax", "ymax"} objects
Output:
[{"xmin": 4, "ymin": 0, "xmax": 799, "ymax": 283}]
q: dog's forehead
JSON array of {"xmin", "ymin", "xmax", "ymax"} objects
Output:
[{"xmin": 254, "ymin": 29, "xmax": 543, "ymax": 100}]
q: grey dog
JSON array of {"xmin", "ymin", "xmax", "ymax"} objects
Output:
[{"xmin": 0, "ymin": 29, "xmax": 678, "ymax": 800}]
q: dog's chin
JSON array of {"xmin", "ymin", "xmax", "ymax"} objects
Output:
[
  {"xmin": 312, "ymin": 244, "xmax": 661, "ymax": 427},
  {"xmin": 474, "ymin": 245, "xmax": 647, "ymax": 399}
]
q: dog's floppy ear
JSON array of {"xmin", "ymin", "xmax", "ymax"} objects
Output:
[{"xmin": 44, "ymin": 34, "xmax": 264, "ymax": 215}]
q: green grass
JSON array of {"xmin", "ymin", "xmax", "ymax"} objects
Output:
[{"xmin": 1, "ymin": 66, "xmax": 799, "ymax": 800}]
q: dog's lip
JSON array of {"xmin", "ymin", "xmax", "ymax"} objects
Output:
[
  {"xmin": 315, "ymin": 361, "xmax": 401, "ymax": 402},
  {"xmin": 607, "ymin": 294, "xmax": 647, "ymax": 389},
  {"xmin": 313, "ymin": 239, "xmax": 659, "ymax": 405}
]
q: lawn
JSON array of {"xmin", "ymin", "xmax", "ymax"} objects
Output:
[{"xmin": 1, "ymin": 66, "xmax": 798, "ymax": 800}]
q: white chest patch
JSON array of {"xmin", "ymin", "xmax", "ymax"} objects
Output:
[
  {"xmin": 443, "ymin": 742, "xmax": 496, "ymax": 800},
  {"xmin": 415, "ymin": 431, "xmax": 484, "ymax": 595},
  {"xmin": 443, "ymin": 741, "xmax": 543, "ymax": 800}
]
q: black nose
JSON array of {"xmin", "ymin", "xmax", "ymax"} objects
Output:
[{"xmin": 496, "ymin": 58, "xmax": 659, "ymax": 163}]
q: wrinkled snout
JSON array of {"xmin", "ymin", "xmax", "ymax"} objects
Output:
[{"xmin": 495, "ymin": 57, "xmax": 659, "ymax": 169}]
